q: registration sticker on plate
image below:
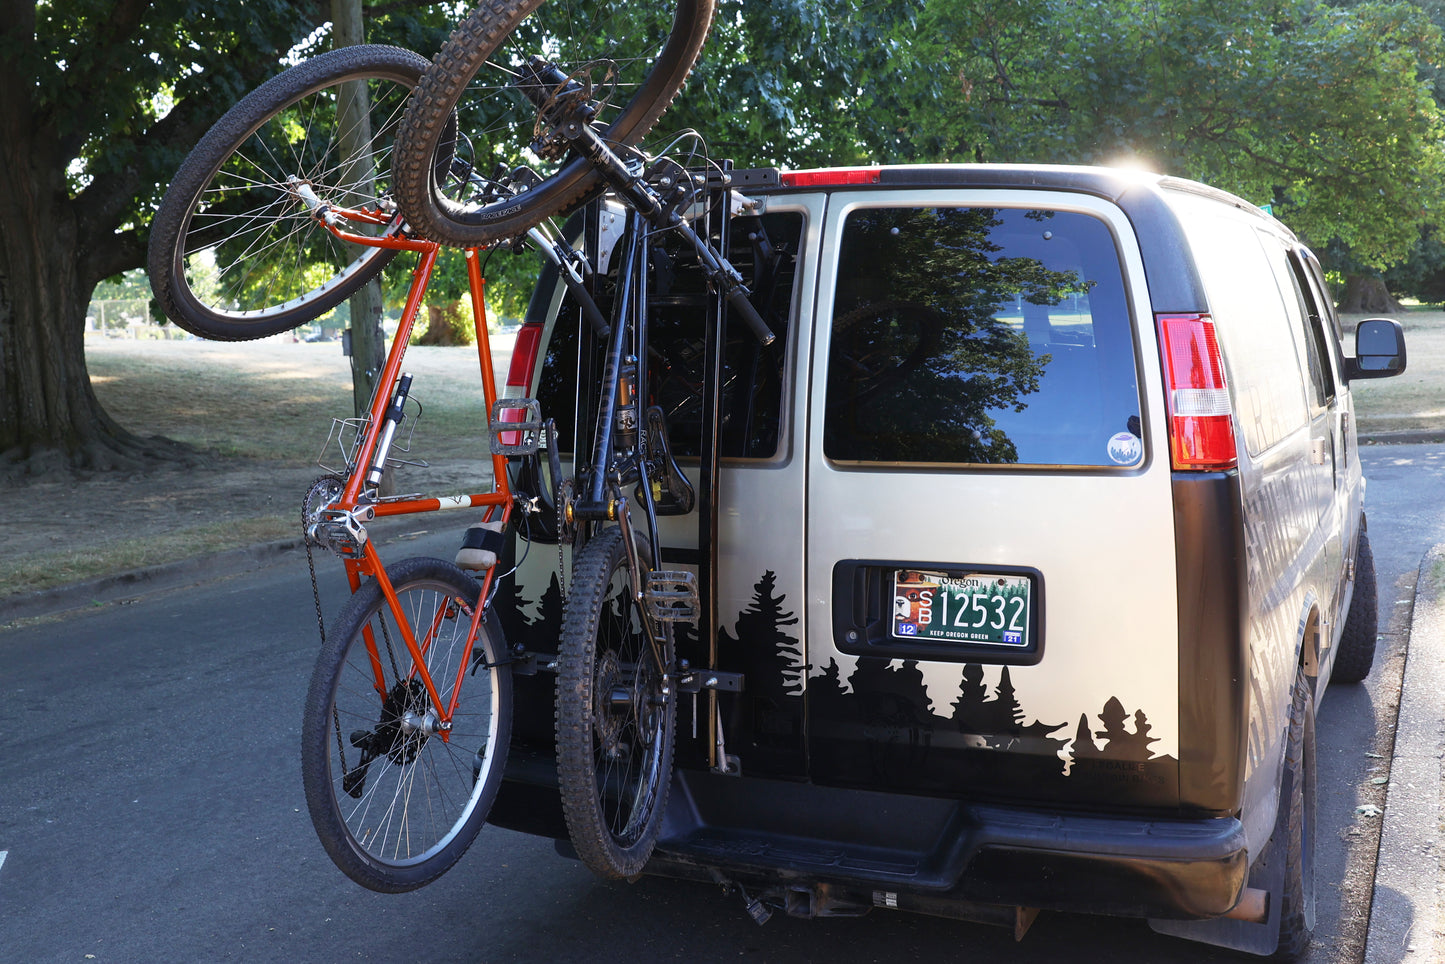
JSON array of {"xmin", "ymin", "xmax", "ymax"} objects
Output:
[{"xmin": 892, "ymin": 570, "xmax": 1031, "ymax": 647}]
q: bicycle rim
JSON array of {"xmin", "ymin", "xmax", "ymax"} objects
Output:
[
  {"xmin": 301, "ymin": 557, "xmax": 511, "ymax": 892},
  {"xmin": 149, "ymin": 46, "xmax": 425, "ymax": 340},
  {"xmin": 394, "ymin": 0, "xmax": 715, "ymax": 246},
  {"xmin": 556, "ymin": 528, "xmax": 675, "ymax": 878}
]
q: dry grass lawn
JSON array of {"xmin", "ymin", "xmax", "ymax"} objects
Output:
[
  {"xmin": 1, "ymin": 334, "xmax": 512, "ymax": 599},
  {"xmin": 1346, "ymin": 308, "xmax": 1445, "ymax": 437}
]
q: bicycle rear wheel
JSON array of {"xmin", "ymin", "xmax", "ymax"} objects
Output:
[
  {"xmin": 148, "ymin": 45, "xmax": 428, "ymax": 340},
  {"xmin": 555, "ymin": 527, "xmax": 676, "ymax": 878},
  {"xmin": 301, "ymin": 556, "xmax": 512, "ymax": 893},
  {"xmin": 394, "ymin": 0, "xmax": 715, "ymax": 246}
]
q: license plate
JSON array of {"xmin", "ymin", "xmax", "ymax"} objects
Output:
[{"xmin": 892, "ymin": 569, "xmax": 1031, "ymax": 647}]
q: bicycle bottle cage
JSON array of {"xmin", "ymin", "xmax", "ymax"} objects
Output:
[{"xmin": 489, "ymin": 398, "xmax": 543, "ymax": 456}]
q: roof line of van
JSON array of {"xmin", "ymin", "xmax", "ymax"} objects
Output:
[{"xmin": 738, "ymin": 164, "xmax": 1290, "ymax": 315}]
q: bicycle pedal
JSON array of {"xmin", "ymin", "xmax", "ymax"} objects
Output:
[
  {"xmin": 489, "ymin": 398, "xmax": 543, "ymax": 456},
  {"xmin": 645, "ymin": 570, "xmax": 700, "ymax": 623}
]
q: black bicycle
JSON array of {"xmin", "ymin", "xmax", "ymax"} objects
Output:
[{"xmin": 393, "ymin": 0, "xmax": 776, "ymax": 880}]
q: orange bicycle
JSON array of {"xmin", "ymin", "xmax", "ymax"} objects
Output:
[{"xmin": 147, "ymin": 44, "xmax": 531, "ymax": 892}]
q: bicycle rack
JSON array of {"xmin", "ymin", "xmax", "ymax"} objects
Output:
[{"xmin": 489, "ymin": 398, "xmax": 544, "ymax": 456}]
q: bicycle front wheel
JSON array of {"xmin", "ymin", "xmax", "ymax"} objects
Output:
[
  {"xmin": 556, "ymin": 527, "xmax": 676, "ymax": 878},
  {"xmin": 148, "ymin": 45, "xmax": 429, "ymax": 340},
  {"xmin": 301, "ymin": 556, "xmax": 512, "ymax": 893},
  {"xmin": 394, "ymin": 0, "xmax": 715, "ymax": 246}
]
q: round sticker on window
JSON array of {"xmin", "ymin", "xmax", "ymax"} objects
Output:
[{"xmin": 1107, "ymin": 432, "xmax": 1143, "ymax": 465}]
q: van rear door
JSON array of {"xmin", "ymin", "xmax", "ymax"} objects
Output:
[{"xmin": 803, "ymin": 191, "xmax": 1184, "ymax": 808}]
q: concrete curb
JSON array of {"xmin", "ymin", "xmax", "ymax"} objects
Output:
[
  {"xmin": 0, "ymin": 537, "xmax": 306, "ymax": 626},
  {"xmin": 1360, "ymin": 431, "xmax": 1445, "ymax": 446},
  {"xmin": 1366, "ymin": 546, "xmax": 1445, "ymax": 964}
]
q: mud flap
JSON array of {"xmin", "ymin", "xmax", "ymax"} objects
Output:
[{"xmin": 1148, "ymin": 840, "xmax": 1284, "ymax": 955}]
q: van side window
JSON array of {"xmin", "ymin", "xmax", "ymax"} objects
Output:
[
  {"xmin": 1267, "ymin": 240, "xmax": 1333, "ymax": 410},
  {"xmin": 1293, "ymin": 250, "xmax": 1347, "ymax": 391},
  {"xmin": 534, "ymin": 210, "xmax": 803, "ymax": 460},
  {"xmin": 1184, "ymin": 214, "xmax": 1309, "ymax": 456},
  {"xmin": 822, "ymin": 206, "xmax": 1141, "ymax": 467}
]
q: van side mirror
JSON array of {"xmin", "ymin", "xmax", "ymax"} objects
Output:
[{"xmin": 1346, "ymin": 318, "xmax": 1407, "ymax": 380}]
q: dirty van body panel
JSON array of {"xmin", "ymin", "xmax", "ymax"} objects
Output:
[
  {"xmin": 1166, "ymin": 190, "xmax": 1346, "ymax": 854},
  {"xmin": 1172, "ymin": 470, "xmax": 1249, "ymax": 815},
  {"xmin": 802, "ymin": 190, "xmax": 1183, "ymax": 810}
]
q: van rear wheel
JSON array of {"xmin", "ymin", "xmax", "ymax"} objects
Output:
[
  {"xmin": 1331, "ymin": 528, "xmax": 1377, "ymax": 684},
  {"xmin": 1271, "ymin": 667, "xmax": 1317, "ymax": 961}
]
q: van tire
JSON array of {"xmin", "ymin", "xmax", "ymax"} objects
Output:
[
  {"xmin": 1332, "ymin": 529, "xmax": 1377, "ymax": 684},
  {"xmin": 1271, "ymin": 668, "xmax": 1317, "ymax": 961}
]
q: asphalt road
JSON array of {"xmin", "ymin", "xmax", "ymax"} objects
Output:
[{"xmin": 1, "ymin": 445, "xmax": 1440, "ymax": 964}]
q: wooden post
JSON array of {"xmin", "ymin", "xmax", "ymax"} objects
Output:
[{"xmin": 331, "ymin": 0, "xmax": 386, "ymax": 421}]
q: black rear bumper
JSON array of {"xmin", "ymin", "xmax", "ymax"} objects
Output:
[
  {"xmin": 489, "ymin": 761, "xmax": 1249, "ymax": 921},
  {"xmin": 652, "ymin": 770, "xmax": 1248, "ymax": 921}
]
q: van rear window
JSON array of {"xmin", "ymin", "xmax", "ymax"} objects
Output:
[{"xmin": 823, "ymin": 206, "xmax": 1142, "ymax": 467}]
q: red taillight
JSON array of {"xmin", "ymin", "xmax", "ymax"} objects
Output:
[
  {"xmin": 497, "ymin": 322, "xmax": 543, "ymax": 447},
  {"xmin": 1157, "ymin": 313, "xmax": 1237, "ymax": 471},
  {"xmin": 779, "ymin": 168, "xmax": 882, "ymax": 187}
]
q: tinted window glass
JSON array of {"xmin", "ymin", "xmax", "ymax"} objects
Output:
[
  {"xmin": 1270, "ymin": 246, "xmax": 1330, "ymax": 410},
  {"xmin": 534, "ymin": 211, "xmax": 802, "ymax": 461},
  {"xmin": 823, "ymin": 206, "xmax": 1141, "ymax": 467}
]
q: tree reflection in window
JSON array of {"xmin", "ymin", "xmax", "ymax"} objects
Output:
[{"xmin": 824, "ymin": 206, "xmax": 1139, "ymax": 467}]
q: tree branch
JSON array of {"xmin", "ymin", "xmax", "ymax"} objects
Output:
[{"xmin": 86, "ymin": 227, "xmax": 149, "ymax": 288}]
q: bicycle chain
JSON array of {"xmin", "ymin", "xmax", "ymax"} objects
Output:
[
  {"xmin": 300, "ymin": 484, "xmax": 351, "ymax": 776},
  {"xmin": 555, "ymin": 477, "xmax": 569, "ymax": 603}
]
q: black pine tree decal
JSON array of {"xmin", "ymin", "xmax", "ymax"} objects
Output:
[
  {"xmin": 731, "ymin": 570, "xmax": 804, "ymax": 696},
  {"xmin": 535, "ymin": 572, "xmax": 565, "ymax": 643},
  {"xmin": 1071, "ymin": 712, "xmax": 1103, "ymax": 759},
  {"xmin": 1096, "ymin": 696, "xmax": 1131, "ymax": 748},
  {"xmin": 490, "ymin": 572, "xmax": 533, "ymax": 650},
  {"xmin": 951, "ymin": 664, "xmax": 989, "ymax": 732}
]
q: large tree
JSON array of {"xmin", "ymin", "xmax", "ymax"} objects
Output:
[
  {"xmin": 0, "ymin": 0, "xmax": 463, "ymax": 475},
  {"xmin": 0, "ymin": 0, "xmax": 329, "ymax": 473},
  {"xmin": 887, "ymin": 0, "xmax": 1445, "ymax": 269}
]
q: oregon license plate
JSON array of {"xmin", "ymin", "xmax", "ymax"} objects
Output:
[{"xmin": 892, "ymin": 569, "xmax": 1031, "ymax": 647}]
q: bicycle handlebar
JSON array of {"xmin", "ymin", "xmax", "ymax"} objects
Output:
[{"xmin": 725, "ymin": 285, "xmax": 775, "ymax": 347}]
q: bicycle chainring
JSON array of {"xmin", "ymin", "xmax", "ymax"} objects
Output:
[{"xmin": 302, "ymin": 475, "xmax": 346, "ymax": 547}]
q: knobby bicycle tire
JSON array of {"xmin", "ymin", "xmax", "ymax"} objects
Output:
[
  {"xmin": 148, "ymin": 45, "xmax": 429, "ymax": 341},
  {"xmin": 301, "ymin": 556, "xmax": 512, "ymax": 893},
  {"xmin": 393, "ymin": 0, "xmax": 715, "ymax": 247},
  {"xmin": 555, "ymin": 527, "xmax": 676, "ymax": 878}
]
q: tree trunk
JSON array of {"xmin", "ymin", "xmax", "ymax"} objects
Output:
[
  {"xmin": 1338, "ymin": 274, "xmax": 1403, "ymax": 315},
  {"xmin": 0, "ymin": 155, "xmax": 187, "ymax": 476},
  {"xmin": 418, "ymin": 302, "xmax": 471, "ymax": 345},
  {"xmin": 332, "ymin": 0, "xmax": 387, "ymax": 420}
]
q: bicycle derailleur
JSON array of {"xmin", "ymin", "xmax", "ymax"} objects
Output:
[{"xmin": 302, "ymin": 475, "xmax": 372, "ymax": 558}]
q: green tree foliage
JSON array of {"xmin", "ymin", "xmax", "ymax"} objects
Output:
[
  {"xmin": 666, "ymin": 0, "xmax": 924, "ymax": 167},
  {"xmin": 888, "ymin": 0, "xmax": 1445, "ymax": 268}
]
